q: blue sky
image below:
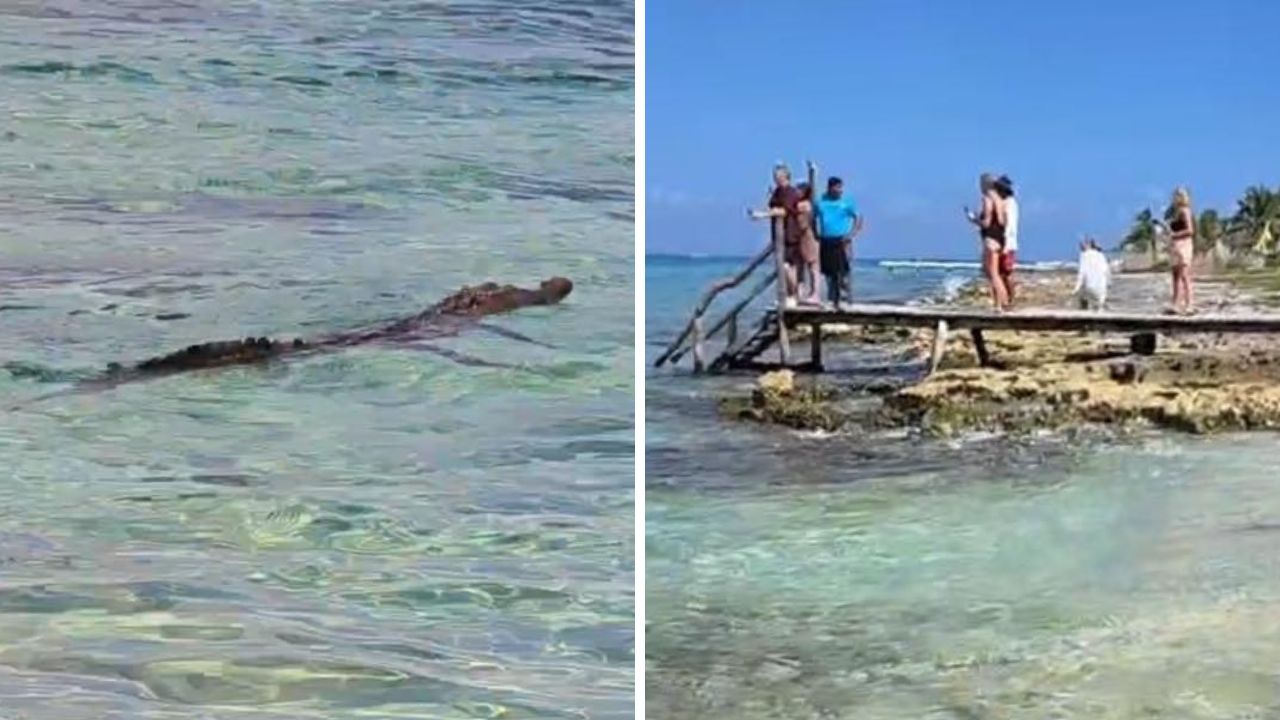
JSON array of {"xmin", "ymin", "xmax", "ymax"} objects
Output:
[{"xmin": 646, "ymin": 1, "xmax": 1280, "ymax": 261}]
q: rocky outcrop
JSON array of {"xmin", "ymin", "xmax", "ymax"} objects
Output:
[
  {"xmin": 716, "ymin": 272, "xmax": 1280, "ymax": 437},
  {"xmin": 884, "ymin": 345, "xmax": 1280, "ymax": 436},
  {"xmin": 718, "ymin": 370, "xmax": 850, "ymax": 432}
]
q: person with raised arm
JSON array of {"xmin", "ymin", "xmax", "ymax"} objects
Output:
[
  {"xmin": 749, "ymin": 163, "xmax": 804, "ymax": 307},
  {"xmin": 791, "ymin": 179, "xmax": 823, "ymax": 305}
]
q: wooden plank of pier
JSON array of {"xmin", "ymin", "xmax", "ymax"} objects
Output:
[
  {"xmin": 773, "ymin": 303, "xmax": 1280, "ymax": 374},
  {"xmin": 779, "ymin": 303, "xmax": 1280, "ymax": 335}
]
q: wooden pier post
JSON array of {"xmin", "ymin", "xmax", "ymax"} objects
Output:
[
  {"xmin": 772, "ymin": 216, "xmax": 791, "ymax": 365},
  {"xmin": 810, "ymin": 322, "xmax": 823, "ymax": 370},
  {"xmin": 806, "ymin": 160, "xmax": 818, "ymax": 303},
  {"xmin": 970, "ymin": 328, "xmax": 991, "ymax": 367},
  {"xmin": 928, "ymin": 320, "xmax": 949, "ymax": 374},
  {"xmin": 1130, "ymin": 332, "xmax": 1157, "ymax": 356}
]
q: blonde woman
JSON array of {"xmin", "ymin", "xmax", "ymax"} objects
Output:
[{"xmin": 1165, "ymin": 187, "xmax": 1195, "ymax": 313}]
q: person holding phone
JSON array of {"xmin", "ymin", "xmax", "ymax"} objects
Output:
[{"xmin": 964, "ymin": 173, "xmax": 1010, "ymax": 311}]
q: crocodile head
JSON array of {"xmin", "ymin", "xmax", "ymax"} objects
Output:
[
  {"xmin": 536, "ymin": 276, "xmax": 574, "ymax": 305},
  {"xmin": 436, "ymin": 277, "xmax": 574, "ymax": 317}
]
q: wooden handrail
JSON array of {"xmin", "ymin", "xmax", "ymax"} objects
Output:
[
  {"xmin": 652, "ymin": 243, "xmax": 775, "ymax": 367},
  {"xmin": 656, "ymin": 164, "xmax": 822, "ymax": 369},
  {"xmin": 668, "ymin": 269, "xmax": 777, "ymax": 366}
]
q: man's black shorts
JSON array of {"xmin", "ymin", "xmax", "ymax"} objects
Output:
[{"xmin": 819, "ymin": 240, "xmax": 849, "ymax": 277}]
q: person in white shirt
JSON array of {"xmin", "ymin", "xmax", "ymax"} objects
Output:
[
  {"xmin": 994, "ymin": 175, "xmax": 1019, "ymax": 303},
  {"xmin": 1074, "ymin": 239, "xmax": 1110, "ymax": 310}
]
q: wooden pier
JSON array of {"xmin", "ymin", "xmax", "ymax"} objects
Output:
[
  {"xmin": 652, "ymin": 160, "xmax": 1280, "ymax": 375},
  {"xmin": 654, "ymin": 238, "xmax": 1280, "ymax": 374},
  {"xmin": 780, "ymin": 304, "xmax": 1280, "ymax": 373}
]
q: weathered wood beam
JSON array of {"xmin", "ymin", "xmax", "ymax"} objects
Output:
[
  {"xmin": 714, "ymin": 314, "xmax": 780, "ymax": 372},
  {"xmin": 928, "ymin": 320, "xmax": 949, "ymax": 374},
  {"xmin": 1130, "ymin": 332, "xmax": 1158, "ymax": 355},
  {"xmin": 772, "ymin": 216, "xmax": 791, "ymax": 365},
  {"xmin": 654, "ymin": 244, "xmax": 775, "ymax": 367},
  {"xmin": 971, "ymin": 328, "xmax": 991, "ymax": 366},
  {"xmin": 781, "ymin": 303, "xmax": 1280, "ymax": 335},
  {"xmin": 669, "ymin": 270, "xmax": 776, "ymax": 366},
  {"xmin": 691, "ymin": 316, "xmax": 706, "ymax": 374}
]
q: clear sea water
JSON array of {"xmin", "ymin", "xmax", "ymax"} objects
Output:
[
  {"xmin": 0, "ymin": 3, "xmax": 633, "ymax": 718},
  {"xmin": 647, "ymin": 255, "xmax": 1280, "ymax": 719}
]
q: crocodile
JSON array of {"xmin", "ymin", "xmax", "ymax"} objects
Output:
[{"xmin": 16, "ymin": 277, "xmax": 572, "ymax": 404}]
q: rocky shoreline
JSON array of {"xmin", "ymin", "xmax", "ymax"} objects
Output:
[{"xmin": 720, "ymin": 270, "xmax": 1280, "ymax": 436}]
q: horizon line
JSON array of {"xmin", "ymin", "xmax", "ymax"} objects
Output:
[{"xmin": 646, "ymin": 251, "xmax": 1077, "ymax": 264}]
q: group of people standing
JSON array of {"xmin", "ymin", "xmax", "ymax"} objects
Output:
[
  {"xmin": 969, "ymin": 176, "xmax": 1195, "ymax": 314},
  {"xmin": 749, "ymin": 162, "xmax": 1197, "ymax": 316},
  {"xmin": 750, "ymin": 162, "xmax": 863, "ymax": 310}
]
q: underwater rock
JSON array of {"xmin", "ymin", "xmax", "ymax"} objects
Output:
[
  {"xmin": 756, "ymin": 369, "xmax": 795, "ymax": 396},
  {"xmin": 720, "ymin": 371, "xmax": 848, "ymax": 432},
  {"xmin": 1109, "ymin": 360, "xmax": 1145, "ymax": 384}
]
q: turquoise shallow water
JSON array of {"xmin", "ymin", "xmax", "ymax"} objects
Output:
[
  {"xmin": 0, "ymin": 3, "xmax": 633, "ymax": 718},
  {"xmin": 647, "ymin": 257, "xmax": 1280, "ymax": 719}
]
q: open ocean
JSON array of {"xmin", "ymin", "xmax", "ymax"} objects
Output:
[
  {"xmin": 647, "ymin": 254, "xmax": 1280, "ymax": 720},
  {"xmin": 0, "ymin": 2, "xmax": 633, "ymax": 718}
]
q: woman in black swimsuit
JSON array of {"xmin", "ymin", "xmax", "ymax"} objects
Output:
[{"xmin": 968, "ymin": 173, "xmax": 1010, "ymax": 310}]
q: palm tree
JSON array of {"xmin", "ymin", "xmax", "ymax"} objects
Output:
[
  {"xmin": 1121, "ymin": 208, "xmax": 1160, "ymax": 265},
  {"xmin": 1197, "ymin": 208, "xmax": 1223, "ymax": 256},
  {"xmin": 1229, "ymin": 185, "xmax": 1280, "ymax": 255}
]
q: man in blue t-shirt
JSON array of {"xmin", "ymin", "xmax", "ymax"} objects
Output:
[{"xmin": 814, "ymin": 176, "xmax": 863, "ymax": 308}]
